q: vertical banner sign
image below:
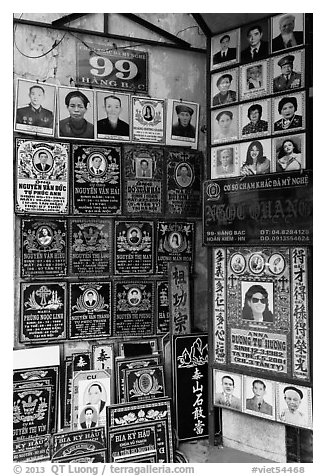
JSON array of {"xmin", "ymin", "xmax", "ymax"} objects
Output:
[
  {"xmin": 291, "ymin": 248, "xmax": 309, "ymax": 381},
  {"xmin": 213, "ymin": 248, "xmax": 227, "ymax": 364},
  {"xmin": 168, "ymin": 262, "xmax": 191, "ymax": 335},
  {"xmin": 76, "ymin": 44, "xmax": 148, "ymax": 93},
  {"xmin": 132, "ymin": 97, "xmax": 165, "ymax": 144},
  {"xmin": 15, "ymin": 139, "xmax": 69, "ymax": 214},
  {"xmin": 173, "ymin": 334, "xmax": 209, "ymax": 441},
  {"xmin": 156, "ymin": 281, "xmax": 170, "ymax": 335}
]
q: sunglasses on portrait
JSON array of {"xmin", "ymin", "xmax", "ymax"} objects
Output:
[{"xmin": 251, "ymin": 297, "xmax": 267, "ymax": 304}]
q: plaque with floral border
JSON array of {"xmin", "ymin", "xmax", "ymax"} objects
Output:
[
  {"xmin": 124, "ymin": 365, "xmax": 165, "ymax": 402},
  {"xmin": 108, "ymin": 423, "xmax": 157, "ymax": 462},
  {"xmin": 52, "ymin": 426, "xmax": 106, "ymax": 461},
  {"xmin": 131, "ymin": 96, "xmax": 165, "ymax": 144}
]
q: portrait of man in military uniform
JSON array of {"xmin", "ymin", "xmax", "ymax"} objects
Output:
[
  {"xmin": 15, "ymin": 79, "xmax": 55, "ymax": 136},
  {"xmin": 273, "ymin": 54, "xmax": 302, "ymax": 93}
]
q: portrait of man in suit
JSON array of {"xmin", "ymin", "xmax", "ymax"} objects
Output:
[
  {"xmin": 80, "ymin": 407, "xmax": 97, "ymax": 429},
  {"xmin": 215, "ymin": 375, "xmax": 241, "ymax": 410},
  {"xmin": 137, "ymin": 159, "xmax": 152, "ymax": 178},
  {"xmin": 212, "ymin": 34, "xmax": 237, "ymax": 66},
  {"xmin": 84, "ymin": 290, "xmax": 97, "ymax": 307},
  {"xmin": 246, "ymin": 379, "xmax": 273, "ymax": 416},
  {"xmin": 34, "ymin": 151, "xmax": 52, "ymax": 172},
  {"xmin": 241, "ymin": 24, "xmax": 269, "ymax": 63},
  {"xmin": 89, "ymin": 155, "xmax": 105, "ymax": 176},
  {"xmin": 272, "ymin": 14, "xmax": 304, "ymax": 53}
]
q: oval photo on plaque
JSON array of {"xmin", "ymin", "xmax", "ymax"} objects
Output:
[{"xmin": 139, "ymin": 372, "xmax": 153, "ymax": 394}]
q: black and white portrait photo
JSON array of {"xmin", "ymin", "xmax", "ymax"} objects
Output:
[
  {"xmin": 166, "ymin": 99, "xmax": 199, "ymax": 149},
  {"xmin": 58, "ymin": 86, "xmax": 95, "ymax": 140},
  {"xmin": 273, "ymin": 92, "xmax": 305, "ymax": 134},
  {"xmin": 276, "ymin": 383, "xmax": 312, "ymax": 429},
  {"xmin": 87, "ymin": 153, "xmax": 107, "ymax": 177},
  {"xmin": 240, "ymin": 99, "xmax": 270, "ymax": 139},
  {"xmin": 241, "ymin": 281, "xmax": 274, "ymax": 323},
  {"xmin": 240, "ymin": 20, "xmax": 270, "ymax": 64},
  {"xmin": 244, "ymin": 376, "xmax": 275, "ymax": 420},
  {"xmin": 211, "ymin": 106, "xmax": 239, "ymax": 145},
  {"xmin": 272, "ymin": 14, "xmax": 304, "ymax": 53},
  {"xmin": 211, "ymin": 145, "xmax": 239, "ymax": 179},
  {"xmin": 240, "ymin": 60, "xmax": 270, "ymax": 100},
  {"xmin": 272, "ymin": 50, "xmax": 304, "ymax": 93},
  {"xmin": 135, "ymin": 157, "xmax": 153, "ymax": 179},
  {"xmin": 14, "ymin": 79, "xmax": 56, "ymax": 136},
  {"xmin": 211, "ymin": 29, "xmax": 239, "ymax": 70},
  {"xmin": 96, "ymin": 91, "xmax": 130, "ymax": 141},
  {"xmin": 214, "ymin": 370, "xmax": 242, "ymax": 411},
  {"xmin": 273, "ymin": 134, "xmax": 305, "ymax": 172},
  {"xmin": 240, "ymin": 139, "xmax": 272, "ymax": 176},
  {"xmin": 211, "ymin": 69, "xmax": 238, "ymax": 107},
  {"xmin": 267, "ymin": 253, "xmax": 286, "ymax": 275}
]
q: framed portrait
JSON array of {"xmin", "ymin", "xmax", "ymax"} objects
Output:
[
  {"xmin": 72, "ymin": 370, "xmax": 112, "ymax": 431},
  {"xmin": 273, "ymin": 133, "xmax": 306, "ymax": 173},
  {"xmin": 243, "ymin": 376, "xmax": 276, "ymax": 420},
  {"xmin": 131, "ymin": 96, "xmax": 165, "ymax": 144},
  {"xmin": 210, "ymin": 29, "xmax": 239, "ymax": 71},
  {"xmin": 210, "ymin": 144, "xmax": 240, "ymax": 179},
  {"xmin": 166, "ymin": 99, "xmax": 199, "ymax": 149},
  {"xmin": 240, "ymin": 99, "xmax": 271, "ymax": 139},
  {"xmin": 239, "ymin": 138, "xmax": 273, "ymax": 176},
  {"xmin": 57, "ymin": 86, "xmax": 95, "ymax": 140},
  {"xmin": 276, "ymin": 383, "xmax": 312, "ymax": 429},
  {"xmin": 211, "ymin": 68, "xmax": 238, "ymax": 108},
  {"xmin": 272, "ymin": 91, "xmax": 305, "ymax": 135},
  {"xmin": 241, "ymin": 280, "xmax": 274, "ymax": 323},
  {"xmin": 240, "ymin": 19, "xmax": 270, "ymax": 64},
  {"xmin": 14, "ymin": 78, "xmax": 56, "ymax": 137},
  {"xmin": 95, "ymin": 90, "xmax": 130, "ymax": 141},
  {"xmin": 240, "ymin": 59, "xmax": 270, "ymax": 101},
  {"xmin": 211, "ymin": 106, "xmax": 239, "ymax": 145},
  {"xmin": 271, "ymin": 14, "xmax": 305, "ymax": 54},
  {"xmin": 213, "ymin": 370, "xmax": 243, "ymax": 412},
  {"xmin": 272, "ymin": 49, "xmax": 305, "ymax": 94}
]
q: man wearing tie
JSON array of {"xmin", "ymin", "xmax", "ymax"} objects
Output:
[
  {"xmin": 89, "ymin": 155, "xmax": 104, "ymax": 176},
  {"xmin": 246, "ymin": 379, "xmax": 273, "ymax": 416},
  {"xmin": 272, "ymin": 14, "xmax": 304, "ymax": 53},
  {"xmin": 273, "ymin": 55, "xmax": 302, "ymax": 93},
  {"xmin": 241, "ymin": 25, "xmax": 269, "ymax": 63},
  {"xmin": 34, "ymin": 151, "xmax": 52, "ymax": 172},
  {"xmin": 212, "ymin": 34, "xmax": 237, "ymax": 65},
  {"xmin": 138, "ymin": 159, "xmax": 151, "ymax": 178},
  {"xmin": 80, "ymin": 407, "xmax": 97, "ymax": 429},
  {"xmin": 215, "ymin": 375, "xmax": 241, "ymax": 410}
]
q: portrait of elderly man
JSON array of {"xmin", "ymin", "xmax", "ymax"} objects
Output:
[
  {"xmin": 273, "ymin": 55, "xmax": 302, "ymax": 93},
  {"xmin": 172, "ymin": 104, "xmax": 196, "ymax": 138},
  {"xmin": 215, "ymin": 375, "xmax": 241, "ymax": 410},
  {"xmin": 280, "ymin": 386, "xmax": 306, "ymax": 426},
  {"xmin": 215, "ymin": 148, "xmax": 234, "ymax": 175},
  {"xmin": 242, "ymin": 104, "xmax": 268, "ymax": 136},
  {"xmin": 213, "ymin": 34, "xmax": 237, "ymax": 65},
  {"xmin": 97, "ymin": 95, "xmax": 129, "ymax": 137},
  {"xmin": 272, "ymin": 14, "xmax": 304, "ymax": 52},
  {"xmin": 212, "ymin": 73, "xmax": 237, "ymax": 106}
]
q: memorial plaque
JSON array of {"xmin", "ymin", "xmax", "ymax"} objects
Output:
[
  {"xmin": 203, "ymin": 171, "xmax": 312, "ymax": 246},
  {"xmin": 124, "ymin": 365, "xmax": 165, "ymax": 402},
  {"xmin": 69, "ymin": 218, "xmax": 113, "ymax": 276},
  {"xmin": 168, "ymin": 262, "xmax": 191, "ymax": 335},
  {"xmin": 156, "ymin": 221, "xmax": 195, "ymax": 274},
  {"xmin": 108, "ymin": 423, "xmax": 157, "ymax": 462},
  {"xmin": 123, "ymin": 145, "xmax": 164, "ymax": 216},
  {"xmin": 72, "ymin": 352, "xmax": 92, "ymax": 373},
  {"xmin": 52, "ymin": 427, "xmax": 106, "ymax": 461},
  {"xmin": 116, "ymin": 454, "xmax": 157, "ymax": 463},
  {"xmin": 212, "ymin": 247, "xmax": 310, "ymax": 381},
  {"xmin": 107, "ymin": 398, "xmax": 173, "ymax": 462},
  {"xmin": 156, "ymin": 281, "xmax": 170, "ymax": 335},
  {"xmin": 113, "ymin": 281, "xmax": 155, "ymax": 336},
  {"xmin": 92, "ymin": 343, "xmax": 114, "ymax": 375},
  {"xmin": 131, "ymin": 96, "xmax": 165, "ymax": 144},
  {"xmin": 13, "ymin": 435, "xmax": 51, "ymax": 462},
  {"xmin": 173, "ymin": 334, "xmax": 209, "ymax": 441},
  {"xmin": 114, "ymin": 221, "xmax": 154, "ymax": 275},
  {"xmin": 166, "ymin": 149, "xmax": 201, "ymax": 218},
  {"xmin": 20, "ymin": 282, "xmax": 66, "ymax": 343},
  {"xmin": 13, "ymin": 386, "xmax": 52, "ymax": 440},
  {"xmin": 62, "ymin": 357, "xmax": 73, "ymax": 427},
  {"xmin": 72, "ymin": 144, "xmax": 121, "ymax": 215},
  {"xmin": 243, "ymin": 375, "xmax": 276, "ymax": 420},
  {"xmin": 21, "ymin": 218, "xmax": 67, "ymax": 277},
  {"xmin": 69, "ymin": 282, "xmax": 111, "ymax": 339},
  {"xmin": 118, "ymin": 339, "xmax": 158, "ymax": 358},
  {"xmin": 54, "ymin": 451, "xmax": 107, "ymax": 463},
  {"xmin": 15, "ymin": 138, "xmax": 69, "ymax": 214},
  {"xmin": 276, "ymin": 383, "xmax": 312, "ymax": 430},
  {"xmin": 115, "ymin": 355, "xmax": 161, "ymax": 403}
]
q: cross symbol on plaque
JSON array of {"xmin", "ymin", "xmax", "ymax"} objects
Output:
[
  {"xmin": 36, "ymin": 286, "xmax": 52, "ymax": 306},
  {"xmin": 228, "ymin": 274, "xmax": 237, "ymax": 288},
  {"xmin": 278, "ymin": 276, "xmax": 289, "ymax": 292},
  {"xmin": 179, "ymin": 152, "xmax": 189, "ymax": 161}
]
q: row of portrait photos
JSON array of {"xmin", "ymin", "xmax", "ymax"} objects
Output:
[
  {"xmin": 214, "ymin": 370, "xmax": 312, "ymax": 430},
  {"xmin": 211, "ymin": 50, "xmax": 305, "ymax": 105},
  {"xmin": 211, "ymin": 13, "xmax": 306, "ymax": 71},
  {"xmin": 14, "ymin": 78, "xmax": 200, "ymax": 149}
]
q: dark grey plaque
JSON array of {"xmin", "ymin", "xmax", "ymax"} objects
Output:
[
  {"xmin": 156, "ymin": 221, "xmax": 195, "ymax": 274},
  {"xmin": 156, "ymin": 281, "xmax": 170, "ymax": 334}
]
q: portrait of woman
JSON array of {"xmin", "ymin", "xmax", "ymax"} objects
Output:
[
  {"xmin": 59, "ymin": 90, "xmax": 94, "ymax": 139},
  {"xmin": 143, "ymin": 105, "xmax": 154, "ymax": 121},
  {"xmin": 247, "ymin": 65, "xmax": 263, "ymax": 90},
  {"xmin": 274, "ymin": 96, "xmax": 303, "ymax": 132},
  {"xmin": 240, "ymin": 140, "xmax": 270, "ymax": 176},
  {"xmin": 212, "ymin": 109, "xmax": 238, "ymax": 143},
  {"xmin": 242, "ymin": 103, "xmax": 269, "ymax": 137},
  {"xmin": 212, "ymin": 73, "xmax": 237, "ymax": 106},
  {"xmin": 242, "ymin": 284, "xmax": 273, "ymax": 322},
  {"xmin": 37, "ymin": 227, "xmax": 52, "ymax": 246},
  {"xmin": 276, "ymin": 138, "xmax": 302, "ymax": 171}
]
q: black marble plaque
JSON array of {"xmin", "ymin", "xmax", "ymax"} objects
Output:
[
  {"xmin": 69, "ymin": 219, "xmax": 112, "ymax": 276},
  {"xmin": 166, "ymin": 149, "xmax": 201, "ymax": 218},
  {"xmin": 13, "ymin": 435, "xmax": 51, "ymax": 462},
  {"xmin": 72, "ymin": 352, "xmax": 92, "ymax": 372},
  {"xmin": 54, "ymin": 450, "xmax": 106, "ymax": 463},
  {"xmin": 20, "ymin": 282, "xmax": 66, "ymax": 343},
  {"xmin": 156, "ymin": 281, "xmax": 170, "ymax": 335},
  {"xmin": 123, "ymin": 145, "xmax": 164, "ymax": 215},
  {"xmin": 124, "ymin": 365, "xmax": 165, "ymax": 402},
  {"xmin": 21, "ymin": 218, "xmax": 67, "ymax": 277},
  {"xmin": 156, "ymin": 222, "xmax": 195, "ymax": 274},
  {"xmin": 73, "ymin": 144, "xmax": 121, "ymax": 215},
  {"xmin": 62, "ymin": 357, "xmax": 73, "ymax": 427},
  {"xmin": 114, "ymin": 221, "xmax": 154, "ymax": 275},
  {"xmin": 52, "ymin": 427, "xmax": 106, "ymax": 460},
  {"xmin": 69, "ymin": 282, "xmax": 111, "ymax": 339},
  {"xmin": 108, "ymin": 423, "xmax": 157, "ymax": 462},
  {"xmin": 113, "ymin": 281, "xmax": 154, "ymax": 336}
]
